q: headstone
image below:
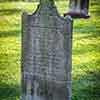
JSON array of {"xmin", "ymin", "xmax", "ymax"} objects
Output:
[
  {"xmin": 64, "ymin": 0, "xmax": 90, "ymax": 18},
  {"xmin": 22, "ymin": 0, "xmax": 73, "ymax": 100}
]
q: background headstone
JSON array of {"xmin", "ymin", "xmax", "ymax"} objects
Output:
[{"xmin": 22, "ymin": 0, "xmax": 73, "ymax": 100}]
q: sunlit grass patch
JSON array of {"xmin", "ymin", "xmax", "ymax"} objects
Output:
[
  {"xmin": 0, "ymin": 2, "xmax": 39, "ymax": 12},
  {"xmin": 55, "ymin": 0, "xmax": 69, "ymax": 15}
]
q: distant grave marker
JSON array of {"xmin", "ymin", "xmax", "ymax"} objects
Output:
[
  {"xmin": 22, "ymin": 0, "xmax": 73, "ymax": 100},
  {"xmin": 64, "ymin": 0, "xmax": 90, "ymax": 18}
]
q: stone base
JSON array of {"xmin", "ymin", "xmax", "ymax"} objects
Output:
[{"xmin": 64, "ymin": 12, "xmax": 90, "ymax": 19}]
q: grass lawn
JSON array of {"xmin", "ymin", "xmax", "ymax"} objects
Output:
[{"xmin": 0, "ymin": 0, "xmax": 100, "ymax": 100}]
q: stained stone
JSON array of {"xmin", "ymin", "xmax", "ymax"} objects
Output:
[{"xmin": 22, "ymin": 0, "xmax": 73, "ymax": 100}]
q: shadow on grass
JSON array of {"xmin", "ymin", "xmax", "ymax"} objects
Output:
[
  {"xmin": 90, "ymin": 0, "xmax": 100, "ymax": 16},
  {"xmin": 0, "ymin": 81, "xmax": 21, "ymax": 100},
  {"xmin": 72, "ymin": 61, "xmax": 100, "ymax": 100},
  {"xmin": 73, "ymin": 43, "xmax": 99, "ymax": 55},
  {"xmin": 74, "ymin": 33, "xmax": 99, "ymax": 40},
  {"xmin": 0, "ymin": 30, "xmax": 21, "ymax": 37},
  {"xmin": 0, "ymin": 9, "xmax": 21, "ymax": 16}
]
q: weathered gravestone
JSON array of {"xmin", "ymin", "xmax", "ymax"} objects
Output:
[{"xmin": 22, "ymin": 0, "xmax": 73, "ymax": 100}]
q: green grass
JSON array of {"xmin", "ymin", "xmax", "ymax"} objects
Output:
[{"xmin": 0, "ymin": 1, "xmax": 100, "ymax": 100}]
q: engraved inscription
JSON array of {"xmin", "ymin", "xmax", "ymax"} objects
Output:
[{"xmin": 30, "ymin": 26, "xmax": 67, "ymax": 83}]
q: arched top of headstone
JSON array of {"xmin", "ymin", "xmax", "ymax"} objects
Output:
[
  {"xmin": 40, "ymin": 0, "xmax": 54, "ymax": 5},
  {"xmin": 23, "ymin": 0, "xmax": 72, "ymax": 22},
  {"xmin": 34, "ymin": 0, "xmax": 60, "ymax": 17}
]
